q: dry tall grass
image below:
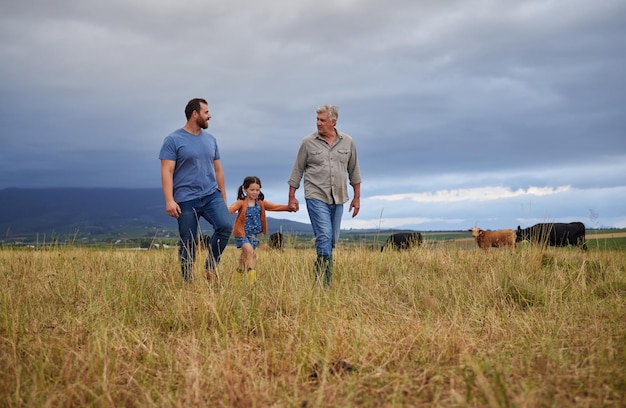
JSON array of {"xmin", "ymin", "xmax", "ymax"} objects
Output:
[{"xmin": 1, "ymin": 243, "xmax": 625, "ymax": 407}]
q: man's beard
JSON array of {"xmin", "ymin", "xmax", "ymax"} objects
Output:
[{"xmin": 197, "ymin": 117, "xmax": 208, "ymax": 129}]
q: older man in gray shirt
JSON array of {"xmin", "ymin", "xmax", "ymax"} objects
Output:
[{"xmin": 288, "ymin": 104, "xmax": 361, "ymax": 287}]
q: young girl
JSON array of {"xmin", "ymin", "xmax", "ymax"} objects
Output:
[{"xmin": 228, "ymin": 176, "xmax": 292, "ymax": 283}]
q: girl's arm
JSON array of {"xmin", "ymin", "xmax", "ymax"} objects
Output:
[
  {"xmin": 228, "ymin": 200, "xmax": 242, "ymax": 214},
  {"xmin": 263, "ymin": 201, "xmax": 291, "ymax": 212}
]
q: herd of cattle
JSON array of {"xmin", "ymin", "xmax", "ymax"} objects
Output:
[
  {"xmin": 379, "ymin": 222, "xmax": 587, "ymax": 251},
  {"xmin": 265, "ymin": 222, "xmax": 587, "ymax": 251},
  {"xmin": 469, "ymin": 222, "xmax": 587, "ymax": 251}
]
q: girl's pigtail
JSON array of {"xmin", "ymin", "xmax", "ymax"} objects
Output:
[{"xmin": 237, "ymin": 185, "xmax": 245, "ymax": 200}]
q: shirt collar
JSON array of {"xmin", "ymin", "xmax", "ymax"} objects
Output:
[{"xmin": 315, "ymin": 129, "xmax": 342, "ymax": 140}]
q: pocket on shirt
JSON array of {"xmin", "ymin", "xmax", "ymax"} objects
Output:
[
  {"xmin": 309, "ymin": 150, "xmax": 325, "ymax": 165},
  {"xmin": 337, "ymin": 150, "xmax": 350, "ymax": 164}
]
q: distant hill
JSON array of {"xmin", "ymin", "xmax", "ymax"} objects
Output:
[{"xmin": 0, "ymin": 188, "xmax": 312, "ymax": 242}]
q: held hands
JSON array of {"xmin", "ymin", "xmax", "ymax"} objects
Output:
[{"xmin": 288, "ymin": 197, "xmax": 299, "ymax": 212}]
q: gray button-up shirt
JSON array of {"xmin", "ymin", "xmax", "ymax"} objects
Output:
[{"xmin": 288, "ymin": 130, "xmax": 361, "ymax": 205}]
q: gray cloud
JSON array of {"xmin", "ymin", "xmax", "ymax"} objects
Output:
[{"xmin": 1, "ymin": 0, "xmax": 625, "ymax": 229}]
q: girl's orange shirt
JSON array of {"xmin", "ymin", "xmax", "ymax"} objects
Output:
[{"xmin": 229, "ymin": 199, "xmax": 290, "ymax": 238}]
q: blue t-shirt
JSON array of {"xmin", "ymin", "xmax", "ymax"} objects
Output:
[{"xmin": 159, "ymin": 128, "xmax": 221, "ymax": 203}]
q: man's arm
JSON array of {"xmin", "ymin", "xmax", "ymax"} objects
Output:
[
  {"xmin": 288, "ymin": 142, "xmax": 307, "ymax": 212},
  {"xmin": 349, "ymin": 183, "xmax": 361, "ymax": 218},
  {"xmin": 161, "ymin": 159, "xmax": 180, "ymax": 218},
  {"xmin": 288, "ymin": 186, "xmax": 299, "ymax": 212},
  {"xmin": 214, "ymin": 159, "xmax": 228, "ymax": 203}
]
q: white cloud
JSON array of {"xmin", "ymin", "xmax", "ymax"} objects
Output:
[
  {"xmin": 370, "ymin": 186, "xmax": 572, "ymax": 203},
  {"xmin": 333, "ymin": 185, "xmax": 626, "ymax": 231}
]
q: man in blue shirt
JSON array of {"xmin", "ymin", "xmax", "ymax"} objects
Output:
[{"xmin": 159, "ymin": 98, "xmax": 233, "ymax": 283}]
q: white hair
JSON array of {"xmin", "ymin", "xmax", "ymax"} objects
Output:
[{"xmin": 316, "ymin": 104, "xmax": 339, "ymax": 121}]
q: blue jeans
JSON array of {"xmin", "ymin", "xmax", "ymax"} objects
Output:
[
  {"xmin": 177, "ymin": 190, "xmax": 233, "ymax": 281},
  {"xmin": 306, "ymin": 198, "xmax": 343, "ymax": 256}
]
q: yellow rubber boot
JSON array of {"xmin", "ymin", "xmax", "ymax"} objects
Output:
[{"xmin": 247, "ymin": 269, "xmax": 257, "ymax": 285}]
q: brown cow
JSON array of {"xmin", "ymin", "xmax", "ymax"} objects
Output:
[{"xmin": 468, "ymin": 227, "xmax": 516, "ymax": 250}]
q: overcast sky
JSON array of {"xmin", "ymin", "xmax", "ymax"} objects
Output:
[{"xmin": 1, "ymin": 0, "xmax": 625, "ymax": 231}]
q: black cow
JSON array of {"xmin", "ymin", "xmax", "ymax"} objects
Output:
[
  {"xmin": 268, "ymin": 232, "xmax": 284, "ymax": 249},
  {"xmin": 516, "ymin": 222, "xmax": 587, "ymax": 250},
  {"xmin": 381, "ymin": 232, "xmax": 423, "ymax": 251}
]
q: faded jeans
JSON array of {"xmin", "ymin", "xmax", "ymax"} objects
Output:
[
  {"xmin": 306, "ymin": 198, "xmax": 343, "ymax": 256},
  {"xmin": 177, "ymin": 190, "xmax": 233, "ymax": 281}
]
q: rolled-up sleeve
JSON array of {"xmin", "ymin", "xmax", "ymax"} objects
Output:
[{"xmin": 288, "ymin": 140, "xmax": 309, "ymax": 189}]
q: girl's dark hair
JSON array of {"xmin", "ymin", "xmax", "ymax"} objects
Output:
[{"xmin": 237, "ymin": 176, "xmax": 265, "ymax": 201}]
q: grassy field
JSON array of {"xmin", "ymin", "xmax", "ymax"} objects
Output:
[{"xmin": 1, "ymin": 240, "xmax": 625, "ymax": 407}]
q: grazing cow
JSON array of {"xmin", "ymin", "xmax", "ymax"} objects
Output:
[
  {"xmin": 468, "ymin": 227, "xmax": 516, "ymax": 250},
  {"xmin": 268, "ymin": 231, "xmax": 284, "ymax": 249},
  {"xmin": 516, "ymin": 222, "xmax": 587, "ymax": 250},
  {"xmin": 381, "ymin": 232, "xmax": 423, "ymax": 251}
]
